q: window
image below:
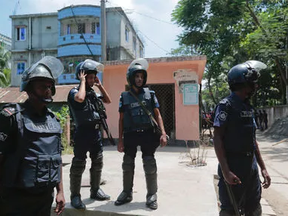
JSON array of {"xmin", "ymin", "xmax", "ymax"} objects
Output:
[
  {"xmin": 17, "ymin": 62, "xmax": 25, "ymax": 75},
  {"xmin": 46, "ymin": 26, "xmax": 51, "ymax": 30},
  {"xmin": 92, "ymin": 22, "xmax": 95, "ymax": 34},
  {"xmin": 92, "ymin": 22, "xmax": 100, "ymax": 35},
  {"xmin": 78, "ymin": 23, "xmax": 85, "ymax": 34},
  {"xmin": 96, "ymin": 22, "xmax": 100, "ymax": 35},
  {"xmin": 125, "ymin": 26, "xmax": 129, "ymax": 42},
  {"xmin": 133, "ymin": 36, "xmax": 137, "ymax": 53},
  {"xmin": 16, "ymin": 27, "xmax": 26, "ymax": 41},
  {"xmin": 67, "ymin": 24, "xmax": 71, "ymax": 34}
]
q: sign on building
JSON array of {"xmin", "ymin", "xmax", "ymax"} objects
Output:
[{"xmin": 183, "ymin": 83, "xmax": 198, "ymax": 105}]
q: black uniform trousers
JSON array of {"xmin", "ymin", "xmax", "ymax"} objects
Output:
[
  {"xmin": 124, "ymin": 129, "xmax": 159, "ymax": 159},
  {"xmin": 73, "ymin": 126, "xmax": 103, "ymax": 160},
  {"xmin": 0, "ymin": 187, "xmax": 54, "ymax": 216}
]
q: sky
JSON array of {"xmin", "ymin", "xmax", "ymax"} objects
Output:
[{"xmin": 0, "ymin": 0, "xmax": 183, "ymax": 58}]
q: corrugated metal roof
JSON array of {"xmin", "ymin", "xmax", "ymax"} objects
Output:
[{"xmin": 0, "ymin": 85, "xmax": 81, "ymax": 103}]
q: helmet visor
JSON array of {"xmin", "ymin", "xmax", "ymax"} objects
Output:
[
  {"xmin": 38, "ymin": 56, "xmax": 64, "ymax": 79},
  {"xmin": 244, "ymin": 60, "xmax": 267, "ymax": 83},
  {"xmin": 81, "ymin": 59, "xmax": 104, "ymax": 72},
  {"xmin": 245, "ymin": 69, "xmax": 260, "ymax": 83}
]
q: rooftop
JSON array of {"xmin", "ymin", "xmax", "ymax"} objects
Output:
[{"xmin": 0, "ymin": 85, "xmax": 78, "ymax": 103}]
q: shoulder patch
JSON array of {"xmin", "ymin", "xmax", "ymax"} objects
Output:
[
  {"xmin": 1, "ymin": 107, "xmax": 17, "ymax": 117},
  {"xmin": 218, "ymin": 111, "xmax": 228, "ymax": 121},
  {"xmin": 219, "ymin": 98, "xmax": 231, "ymax": 106}
]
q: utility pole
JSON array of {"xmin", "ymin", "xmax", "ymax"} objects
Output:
[{"xmin": 101, "ymin": 0, "xmax": 107, "ymax": 61}]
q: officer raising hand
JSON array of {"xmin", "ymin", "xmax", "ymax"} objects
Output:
[
  {"xmin": 68, "ymin": 59, "xmax": 111, "ymax": 210},
  {"xmin": 0, "ymin": 56, "xmax": 65, "ymax": 215}
]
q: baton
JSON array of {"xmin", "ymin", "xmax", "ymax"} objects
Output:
[{"xmin": 225, "ymin": 181, "xmax": 241, "ymax": 216}]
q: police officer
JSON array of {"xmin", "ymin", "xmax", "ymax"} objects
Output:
[
  {"xmin": 213, "ymin": 61, "xmax": 271, "ymax": 216},
  {"xmin": 0, "ymin": 56, "xmax": 65, "ymax": 215},
  {"xmin": 115, "ymin": 59, "xmax": 167, "ymax": 210},
  {"xmin": 68, "ymin": 59, "xmax": 111, "ymax": 209}
]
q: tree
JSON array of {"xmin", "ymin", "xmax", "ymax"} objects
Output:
[
  {"xmin": 172, "ymin": 0, "xmax": 288, "ymax": 106},
  {"xmin": 0, "ymin": 46, "xmax": 11, "ymax": 87}
]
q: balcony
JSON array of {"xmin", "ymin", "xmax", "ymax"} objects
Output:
[
  {"xmin": 58, "ymin": 44, "xmax": 101, "ymax": 57},
  {"xmin": 58, "ymin": 33, "xmax": 101, "ymax": 46}
]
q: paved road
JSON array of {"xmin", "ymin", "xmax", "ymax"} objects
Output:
[
  {"xmin": 257, "ymin": 133, "xmax": 288, "ymax": 216},
  {"xmin": 50, "ymin": 142, "xmax": 279, "ymax": 216}
]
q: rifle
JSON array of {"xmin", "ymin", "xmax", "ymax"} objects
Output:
[{"xmin": 92, "ymin": 93, "xmax": 116, "ymax": 146}]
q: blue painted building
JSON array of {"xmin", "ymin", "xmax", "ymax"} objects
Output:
[
  {"xmin": 10, "ymin": 5, "xmax": 144, "ymax": 86},
  {"xmin": 57, "ymin": 5, "xmax": 102, "ymax": 84}
]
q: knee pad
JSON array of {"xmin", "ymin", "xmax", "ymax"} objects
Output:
[
  {"xmin": 70, "ymin": 158, "xmax": 86, "ymax": 175},
  {"xmin": 91, "ymin": 153, "xmax": 103, "ymax": 171},
  {"xmin": 143, "ymin": 156, "xmax": 157, "ymax": 174},
  {"xmin": 122, "ymin": 155, "xmax": 135, "ymax": 172}
]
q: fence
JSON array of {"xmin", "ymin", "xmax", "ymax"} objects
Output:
[{"xmin": 264, "ymin": 105, "xmax": 288, "ymax": 128}]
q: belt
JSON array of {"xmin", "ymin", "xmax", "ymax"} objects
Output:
[
  {"xmin": 125, "ymin": 128, "xmax": 153, "ymax": 133},
  {"xmin": 227, "ymin": 151, "xmax": 254, "ymax": 157}
]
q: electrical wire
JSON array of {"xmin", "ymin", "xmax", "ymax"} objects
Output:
[
  {"xmin": 107, "ymin": 0, "xmax": 175, "ymax": 25},
  {"xmin": 106, "ymin": 1, "xmax": 170, "ymax": 54}
]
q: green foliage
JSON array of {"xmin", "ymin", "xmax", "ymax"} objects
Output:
[
  {"xmin": 54, "ymin": 105, "xmax": 73, "ymax": 155},
  {"xmin": 0, "ymin": 46, "xmax": 11, "ymax": 87},
  {"xmin": 172, "ymin": 0, "xmax": 288, "ymax": 107},
  {"xmin": 169, "ymin": 45, "xmax": 196, "ymax": 56}
]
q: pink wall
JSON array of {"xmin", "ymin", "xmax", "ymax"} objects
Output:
[{"xmin": 103, "ymin": 57, "xmax": 206, "ymax": 141}]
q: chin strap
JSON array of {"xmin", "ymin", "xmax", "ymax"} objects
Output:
[
  {"xmin": 41, "ymin": 98, "xmax": 53, "ymax": 104},
  {"xmin": 31, "ymin": 91, "xmax": 53, "ymax": 104}
]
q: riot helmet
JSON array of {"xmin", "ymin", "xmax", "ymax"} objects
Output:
[
  {"xmin": 227, "ymin": 60, "xmax": 267, "ymax": 90},
  {"xmin": 75, "ymin": 59, "xmax": 104, "ymax": 80},
  {"xmin": 127, "ymin": 58, "xmax": 149, "ymax": 88},
  {"xmin": 20, "ymin": 56, "xmax": 63, "ymax": 103}
]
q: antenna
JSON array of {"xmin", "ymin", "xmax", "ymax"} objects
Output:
[{"xmin": 13, "ymin": 0, "xmax": 20, "ymax": 15}]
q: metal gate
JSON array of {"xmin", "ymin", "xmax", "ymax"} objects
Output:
[{"xmin": 148, "ymin": 84, "xmax": 175, "ymax": 139}]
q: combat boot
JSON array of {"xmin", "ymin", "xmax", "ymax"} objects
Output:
[
  {"xmin": 146, "ymin": 194, "xmax": 158, "ymax": 210},
  {"xmin": 90, "ymin": 155, "xmax": 110, "ymax": 200},
  {"xmin": 143, "ymin": 156, "xmax": 158, "ymax": 210},
  {"xmin": 115, "ymin": 155, "xmax": 135, "ymax": 206},
  {"xmin": 115, "ymin": 191, "xmax": 133, "ymax": 206},
  {"xmin": 71, "ymin": 195, "xmax": 86, "ymax": 210},
  {"xmin": 70, "ymin": 158, "xmax": 86, "ymax": 209}
]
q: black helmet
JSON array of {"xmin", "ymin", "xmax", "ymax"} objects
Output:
[
  {"xmin": 126, "ymin": 64, "xmax": 147, "ymax": 88},
  {"xmin": 75, "ymin": 59, "xmax": 104, "ymax": 80},
  {"xmin": 227, "ymin": 60, "xmax": 267, "ymax": 89},
  {"xmin": 20, "ymin": 56, "xmax": 63, "ymax": 96}
]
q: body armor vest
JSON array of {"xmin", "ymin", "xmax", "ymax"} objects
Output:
[
  {"xmin": 222, "ymin": 96, "xmax": 255, "ymax": 154},
  {"xmin": 122, "ymin": 88, "xmax": 155, "ymax": 133},
  {"xmin": 3, "ymin": 105, "xmax": 62, "ymax": 190},
  {"xmin": 68, "ymin": 87, "xmax": 101, "ymax": 127}
]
